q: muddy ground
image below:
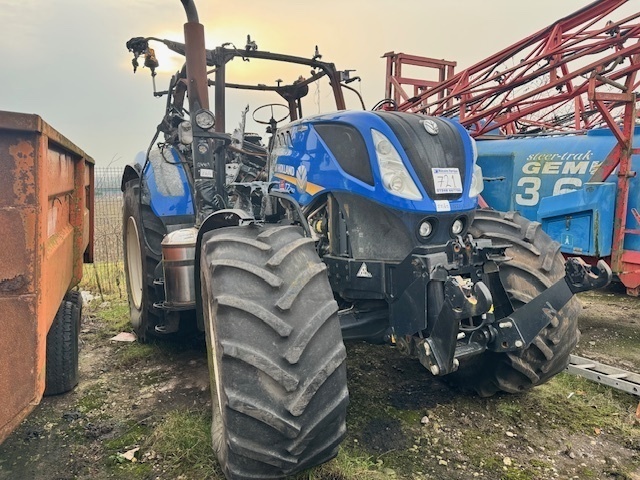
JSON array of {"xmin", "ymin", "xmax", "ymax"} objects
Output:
[{"xmin": 0, "ymin": 285, "xmax": 639, "ymax": 480}]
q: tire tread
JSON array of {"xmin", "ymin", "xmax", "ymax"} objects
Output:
[
  {"xmin": 201, "ymin": 225, "xmax": 348, "ymax": 479},
  {"xmin": 452, "ymin": 210, "xmax": 580, "ymax": 396}
]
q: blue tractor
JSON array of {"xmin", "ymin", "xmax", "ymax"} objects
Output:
[{"xmin": 121, "ymin": 2, "xmax": 611, "ymax": 478}]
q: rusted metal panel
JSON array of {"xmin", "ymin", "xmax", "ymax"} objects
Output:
[
  {"xmin": 0, "ymin": 110, "xmax": 94, "ymax": 444},
  {"xmin": 0, "ymin": 296, "xmax": 38, "ymax": 443},
  {"xmin": 83, "ymin": 162, "xmax": 95, "ymax": 264},
  {"xmin": 0, "ymin": 207, "xmax": 36, "ymax": 295}
]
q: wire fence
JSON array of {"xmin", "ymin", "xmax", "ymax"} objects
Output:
[{"xmin": 82, "ymin": 167, "xmax": 126, "ymax": 299}]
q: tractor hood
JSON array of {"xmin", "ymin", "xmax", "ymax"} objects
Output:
[{"xmin": 270, "ymin": 110, "xmax": 481, "ymax": 215}]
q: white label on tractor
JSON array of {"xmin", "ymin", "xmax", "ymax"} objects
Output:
[
  {"xmin": 200, "ymin": 168, "xmax": 214, "ymax": 178},
  {"xmin": 432, "ymin": 168, "xmax": 463, "ymax": 194},
  {"xmin": 435, "ymin": 200, "xmax": 450, "ymax": 212},
  {"xmin": 357, "ymin": 263, "xmax": 373, "ymax": 278}
]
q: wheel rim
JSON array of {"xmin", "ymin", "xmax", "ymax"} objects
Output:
[
  {"xmin": 201, "ymin": 267, "xmax": 226, "ymax": 454},
  {"xmin": 204, "ymin": 276, "xmax": 224, "ymax": 417},
  {"xmin": 126, "ymin": 216, "xmax": 143, "ymax": 310}
]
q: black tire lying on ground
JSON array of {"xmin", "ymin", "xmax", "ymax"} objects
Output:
[
  {"xmin": 450, "ymin": 209, "xmax": 581, "ymax": 397},
  {"xmin": 122, "ymin": 179, "xmax": 166, "ymax": 342},
  {"xmin": 45, "ymin": 290, "xmax": 82, "ymax": 396},
  {"xmin": 200, "ymin": 224, "xmax": 348, "ymax": 480}
]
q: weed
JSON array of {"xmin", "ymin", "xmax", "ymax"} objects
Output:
[{"xmin": 145, "ymin": 409, "xmax": 218, "ymax": 477}]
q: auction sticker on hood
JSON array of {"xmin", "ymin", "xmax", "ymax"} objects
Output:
[{"xmin": 432, "ymin": 168, "xmax": 462, "ymax": 194}]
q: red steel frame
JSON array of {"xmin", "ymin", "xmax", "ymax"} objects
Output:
[
  {"xmin": 384, "ymin": 0, "xmax": 640, "ymax": 293},
  {"xmin": 588, "ymin": 74, "xmax": 640, "ymax": 294},
  {"xmin": 388, "ymin": 0, "xmax": 640, "ymax": 136}
]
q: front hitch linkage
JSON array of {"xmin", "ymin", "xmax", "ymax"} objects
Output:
[{"xmin": 417, "ymin": 257, "xmax": 611, "ymax": 376}]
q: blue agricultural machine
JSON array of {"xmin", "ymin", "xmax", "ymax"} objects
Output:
[
  {"xmin": 121, "ymin": 1, "xmax": 611, "ymax": 478},
  {"xmin": 478, "ymin": 127, "xmax": 640, "ymax": 294}
]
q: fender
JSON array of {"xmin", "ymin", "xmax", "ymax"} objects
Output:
[
  {"xmin": 121, "ymin": 148, "xmax": 195, "ymax": 218},
  {"xmin": 193, "ymin": 209, "xmax": 254, "ymax": 331},
  {"xmin": 120, "ymin": 163, "xmax": 142, "ymax": 192}
]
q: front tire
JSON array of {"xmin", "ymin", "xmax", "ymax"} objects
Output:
[
  {"xmin": 452, "ymin": 210, "xmax": 581, "ymax": 397},
  {"xmin": 122, "ymin": 179, "xmax": 166, "ymax": 342},
  {"xmin": 200, "ymin": 224, "xmax": 349, "ymax": 479}
]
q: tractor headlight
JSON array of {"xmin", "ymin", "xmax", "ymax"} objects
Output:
[
  {"xmin": 452, "ymin": 218, "xmax": 465, "ymax": 235},
  {"xmin": 418, "ymin": 220, "xmax": 433, "ymax": 238},
  {"xmin": 469, "ymin": 163, "xmax": 484, "ymax": 198},
  {"xmin": 194, "ymin": 109, "xmax": 215, "ymax": 130},
  {"xmin": 372, "ymin": 129, "xmax": 422, "ymax": 201},
  {"xmin": 468, "ymin": 137, "xmax": 484, "ymax": 198},
  {"xmin": 470, "ymin": 136, "xmax": 478, "ymax": 162}
]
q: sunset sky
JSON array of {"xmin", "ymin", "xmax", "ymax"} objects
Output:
[{"xmin": 0, "ymin": 0, "xmax": 635, "ymax": 166}]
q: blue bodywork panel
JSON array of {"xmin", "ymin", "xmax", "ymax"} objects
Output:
[
  {"xmin": 135, "ymin": 148, "xmax": 194, "ymax": 218},
  {"xmin": 477, "ymin": 126, "xmax": 640, "ymax": 256},
  {"xmin": 270, "ymin": 110, "xmax": 478, "ymax": 214},
  {"xmin": 538, "ymin": 182, "xmax": 615, "ymax": 257}
]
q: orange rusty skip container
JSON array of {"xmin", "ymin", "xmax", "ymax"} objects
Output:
[{"xmin": 0, "ymin": 110, "xmax": 94, "ymax": 444}]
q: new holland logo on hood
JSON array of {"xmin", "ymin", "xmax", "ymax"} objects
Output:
[{"xmin": 296, "ymin": 165, "xmax": 308, "ymax": 193}]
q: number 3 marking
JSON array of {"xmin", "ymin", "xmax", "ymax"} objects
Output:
[{"xmin": 515, "ymin": 177, "xmax": 541, "ymax": 206}]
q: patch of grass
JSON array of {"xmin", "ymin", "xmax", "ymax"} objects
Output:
[
  {"xmin": 478, "ymin": 455, "xmax": 542, "ymax": 480},
  {"xmin": 297, "ymin": 447, "xmax": 388, "ymax": 479},
  {"xmin": 495, "ymin": 400, "xmax": 523, "ymax": 421},
  {"xmin": 117, "ymin": 342, "xmax": 159, "ymax": 367},
  {"xmin": 460, "ymin": 428, "xmax": 502, "ymax": 467},
  {"xmin": 80, "ymin": 261, "xmax": 125, "ymax": 299},
  {"xmin": 388, "ymin": 407, "xmax": 422, "ymax": 425},
  {"xmin": 93, "ymin": 299, "xmax": 131, "ymax": 336},
  {"xmin": 501, "ymin": 467, "xmax": 537, "ymax": 480},
  {"xmin": 576, "ymin": 466, "xmax": 598, "ymax": 478},
  {"xmin": 146, "ymin": 409, "xmax": 217, "ymax": 477},
  {"xmin": 105, "ymin": 421, "xmax": 151, "ymax": 451},
  {"xmin": 479, "ymin": 455, "xmax": 505, "ymax": 472},
  {"xmin": 531, "ymin": 373, "xmax": 638, "ymax": 436},
  {"xmin": 76, "ymin": 385, "xmax": 107, "ymax": 413},
  {"xmin": 145, "ymin": 411, "xmax": 394, "ymax": 479},
  {"xmin": 107, "ymin": 453, "xmax": 153, "ymax": 479},
  {"xmin": 529, "ymin": 459, "xmax": 552, "ymax": 469}
]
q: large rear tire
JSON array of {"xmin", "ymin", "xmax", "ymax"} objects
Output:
[
  {"xmin": 451, "ymin": 210, "xmax": 581, "ymax": 397},
  {"xmin": 122, "ymin": 179, "xmax": 166, "ymax": 342},
  {"xmin": 44, "ymin": 291, "xmax": 82, "ymax": 396},
  {"xmin": 200, "ymin": 224, "xmax": 348, "ymax": 479}
]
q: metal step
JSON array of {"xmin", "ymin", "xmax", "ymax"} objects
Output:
[{"xmin": 567, "ymin": 354, "xmax": 640, "ymax": 397}]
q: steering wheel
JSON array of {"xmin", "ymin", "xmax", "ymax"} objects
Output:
[
  {"xmin": 252, "ymin": 103, "xmax": 291, "ymax": 125},
  {"xmin": 372, "ymin": 98, "xmax": 398, "ymax": 111}
]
